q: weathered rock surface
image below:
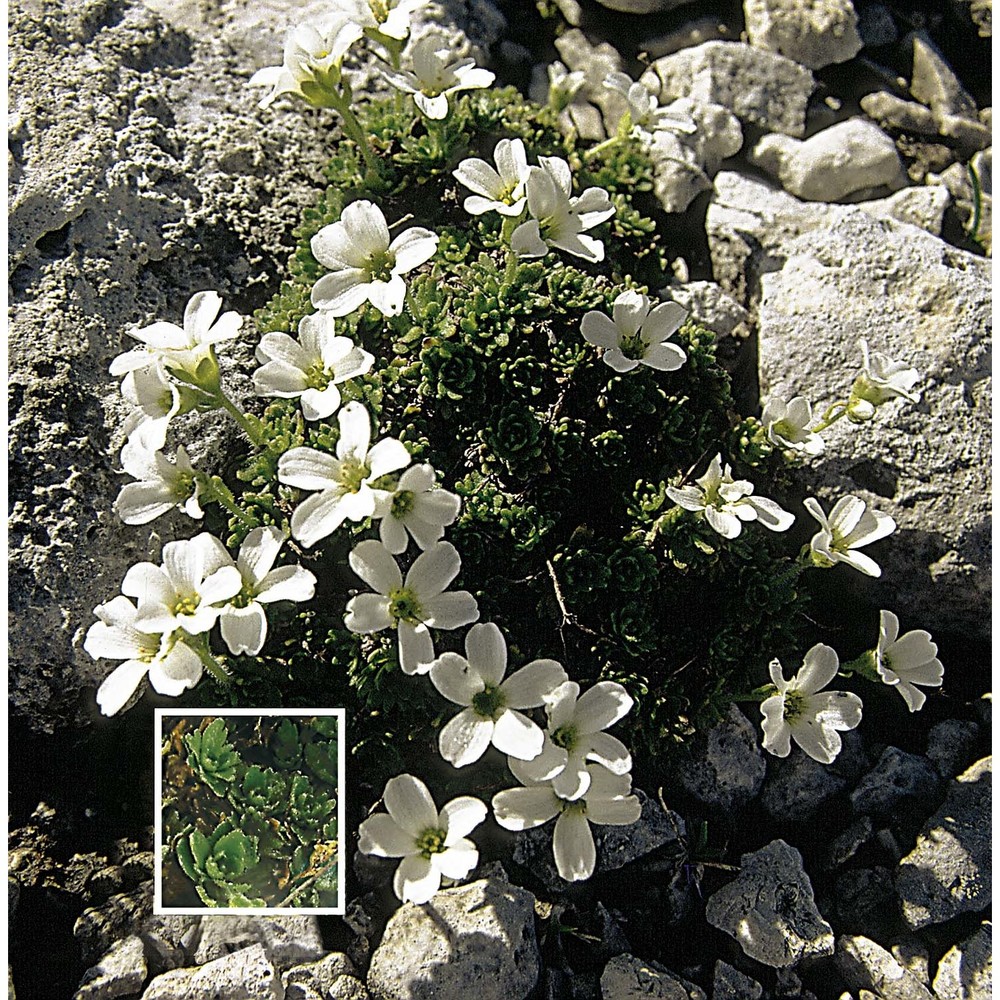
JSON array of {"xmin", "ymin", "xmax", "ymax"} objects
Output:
[
  {"xmin": 932, "ymin": 922, "xmax": 992, "ymax": 1000},
  {"xmin": 850, "ymin": 747, "xmax": 941, "ymax": 818},
  {"xmin": 751, "ymin": 119, "xmax": 904, "ymax": 201},
  {"xmin": 366, "ymin": 876, "xmax": 540, "ymax": 1000},
  {"xmin": 74, "ymin": 935, "xmax": 147, "ymax": 1000},
  {"xmin": 283, "ymin": 952, "xmax": 356, "ymax": 1000},
  {"xmin": 705, "ymin": 840, "xmax": 834, "ymax": 967},
  {"xmin": 670, "ymin": 705, "xmax": 766, "ymax": 815},
  {"xmin": 192, "ymin": 914, "xmax": 324, "ymax": 967},
  {"xmin": 925, "ymin": 719, "xmax": 981, "ymax": 778},
  {"xmin": 909, "ymin": 32, "xmax": 978, "ymax": 120},
  {"xmin": 141, "ymin": 943, "xmax": 281, "ymax": 999},
  {"xmin": 896, "ymin": 757, "xmax": 991, "ymax": 928},
  {"xmin": 600, "ymin": 955, "xmax": 706, "ymax": 999},
  {"xmin": 711, "ymin": 960, "xmax": 763, "ymax": 1000},
  {"xmin": 744, "ymin": 0, "xmax": 863, "ymax": 69},
  {"xmin": 755, "ymin": 211, "xmax": 991, "ymax": 638},
  {"xmin": 661, "ymin": 282, "xmax": 748, "ymax": 338},
  {"xmin": 835, "ymin": 935, "xmax": 935, "ymax": 1000},
  {"xmin": 642, "ymin": 42, "xmax": 814, "ymax": 137}
]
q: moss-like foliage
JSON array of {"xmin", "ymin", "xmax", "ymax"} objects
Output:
[{"xmin": 196, "ymin": 86, "xmax": 808, "ymax": 786}]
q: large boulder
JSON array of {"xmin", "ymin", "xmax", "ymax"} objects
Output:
[
  {"xmin": 743, "ymin": 0, "xmax": 863, "ymax": 69},
  {"xmin": 755, "ymin": 211, "xmax": 991, "ymax": 638}
]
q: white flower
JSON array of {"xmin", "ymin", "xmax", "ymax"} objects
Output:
[
  {"xmin": 109, "ymin": 291, "xmax": 242, "ymax": 378},
  {"xmin": 85, "ymin": 596, "xmax": 206, "ymax": 716},
  {"xmin": 761, "ymin": 396, "xmax": 824, "ymax": 458},
  {"xmin": 543, "ymin": 60, "xmax": 585, "ymax": 111},
  {"xmin": 580, "ymin": 290, "xmax": 687, "ymax": 373},
  {"xmin": 666, "ymin": 455, "xmax": 795, "ymax": 539},
  {"xmin": 345, "ymin": 539, "xmax": 479, "ymax": 675},
  {"xmin": 278, "ymin": 401, "xmax": 411, "ymax": 548},
  {"xmin": 492, "ymin": 764, "xmax": 641, "ymax": 882},
  {"xmin": 875, "ymin": 610, "xmax": 943, "ymax": 712},
  {"xmin": 114, "ymin": 445, "xmax": 203, "ymax": 525},
  {"xmin": 848, "ymin": 338, "xmax": 922, "ymax": 422},
  {"xmin": 804, "ymin": 494, "xmax": 896, "ymax": 577},
  {"xmin": 358, "ymin": 773, "xmax": 486, "ymax": 904},
  {"xmin": 331, "ymin": 0, "xmax": 422, "ymax": 41},
  {"xmin": 429, "ymin": 623, "xmax": 568, "ymax": 767},
  {"xmin": 248, "ymin": 21, "xmax": 363, "ymax": 109},
  {"xmin": 453, "ymin": 138, "xmax": 531, "ymax": 217},
  {"xmin": 311, "ymin": 200, "xmax": 439, "ymax": 318},
  {"xmin": 123, "ymin": 533, "xmax": 243, "ymax": 637},
  {"xmin": 254, "ymin": 312, "xmax": 375, "ymax": 421},
  {"xmin": 603, "ymin": 71, "xmax": 697, "ymax": 137},
  {"xmin": 120, "ymin": 362, "xmax": 184, "ymax": 454},
  {"xmin": 510, "ymin": 157, "xmax": 615, "ymax": 263},
  {"xmin": 217, "ymin": 527, "xmax": 317, "ymax": 656},
  {"xmin": 511, "ymin": 680, "xmax": 633, "ymax": 800},
  {"xmin": 761, "ymin": 644, "xmax": 863, "ymax": 764},
  {"xmin": 376, "ymin": 464, "xmax": 461, "ymax": 554},
  {"xmin": 381, "ymin": 33, "xmax": 495, "ymax": 120}
]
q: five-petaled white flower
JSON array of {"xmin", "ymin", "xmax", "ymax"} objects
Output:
[
  {"xmin": 761, "ymin": 396, "xmax": 825, "ymax": 458},
  {"xmin": 875, "ymin": 610, "xmax": 943, "ymax": 712},
  {"xmin": 603, "ymin": 71, "xmax": 697, "ymax": 137},
  {"xmin": 381, "ymin": 33, "xmax": 495, "ymax": 120},
  {"xmin": 376, "ymin": 464, "xmax": 462, "ymax": 554},
  {"xmin": 332, "ymin": 0, "xmax": 423, "ymax": 41},
  {"xmin": 358, "ymin": 773, "xmax": 486, "ymax": 904},
  {"xmin": 123, "ymin": 532, "xmax": 243, "ymax": 637},
  {"xmin": 278, "ymin": 401, "xmax": 411, "ymax": 548},
  {"xmin": 847, "ymin": 339, "xmax": 922, "ymax": 423},
  {"xmin": 217, "ymin": 527, "xmax": 317, "ymax": 656},
  {"xmin": 492, "ymin": 763, "xmax": 642, "ymax": 882},
  {"xmin": 254, "ymin": 311, "xmax": 375, "ymax": 421},
  {"xmin": 581, "ymin": 290, "xmax": 688, "ymax": 374},
  {"xmin": 666, "ymin": 455, "xmax": 795, "ymax": 540},
  {"xmin": 248, "ymin": 21, "xmax": 363, "ymax": 109},
  {"xmin": 761, "ymin": 644, "xmax": 863, "ymax": 764},
  {"xmin": 511, "ymin": 157, "xmax": 615, "ymax": 263},
  {"xmin": 429, "ymin": 623, "xmax": 568, "ymax": 767},
  {"xmin": 114, "ymin": 445, "xmax": 203, "ymax": 526},
  {"xmin": 85, "ymin": 596, "xmax": 205, "ymax": 716},
  {"xmin": 120, "ymin": 362, "xmax": 185, "ymax": 454},
  {"xmin": 345, "ymin": 539, "xmax": 479, "ymax": 675},
  {"xmin": 511, "ymin": 680, "xmax": 633, "ymax": 801},
  {"xmin": 804, "ymin": 494, "xmax": 896, "ymax": 577},
  {"xmin": 109, "ymin": 291, "xmax": 242, "ymax": 379},
  {"xmin": 453, "ymin": 138, "xmax": 531, "ymax": 217},
  {"xmin": 311, "ymin": 200, "xmax": 439, "ymax": 318}
]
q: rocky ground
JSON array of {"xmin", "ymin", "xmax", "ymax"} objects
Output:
[{"xmin": 7, "ymin": 0, "xmax": 992, "ymax": 997}]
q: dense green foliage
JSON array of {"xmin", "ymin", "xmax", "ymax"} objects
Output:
[
  {"xmin": 162, "ymin": 715, "xmax": 341, "ymax": 909},
  {"xmin": 193, "ymin": 86, "xmax": 808, "ymax": 788}
]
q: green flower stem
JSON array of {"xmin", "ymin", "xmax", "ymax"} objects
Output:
[
  {"xmin": 190, "ymin": 637, "xmax": 231, "ymax": 686},
  {"xmin": 731, "ymin": 684, "xmax": 778, "ymax": 703},
  {"xmin": 329, "ymin": 95, "xmax": 381, "ymax": 178},
  {"xmin": 840, "ymin": 649, "xmax": 879, "ymax": 682},
  {"xmin": 810, "ymin": 400, "xmax": 850, "ymax": 433},
  {"xmin": 197, "ymin": 473, "xmax": 257, "ymax": 529},
  {"xmin": 213, "ymin": 390, "xmax": 267, "ymax": 447}
]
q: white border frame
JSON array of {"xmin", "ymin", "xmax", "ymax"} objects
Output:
[{"xmin": 154, "ymin": 708, "xmax": 346, "ymax": 916}]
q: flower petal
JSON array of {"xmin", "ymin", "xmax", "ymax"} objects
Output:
[
  {"xmin": 580, "ymin": 311, "xmax": 620, "ymax": 350},
  {"xmin": 583, "ymin": 731, "xmax": 632, "ymax": 774},
  {"xmin": 368, "ymin": 437, "xmax": 412, "ymax": 480},
  {"xmin": 345, "ymin": 593, "xmax": 393, "ymax": 633},
  {"xmin": 311, "ymin": 270, "xmax": 371, "ymax": 317},
  {"xmin": 433, "ymin": 840, "xmax": 479, "ymax": 880},
  {"xmin": 463, "ymin": 622, "xmax": 507, "ymax": 687},
  {"xmin": 237, "ymin": 526, "xmax": 285, "ymax": 585},
  {"xmin": 491, "ymin": 710, "xmax": 544, "ymax": 760},
  {"xmin": 553, "ymin": 809, "xmax": 596, "ymax": 881},
  {"xmin": 96, "ymin": 660, "xmax": 149, "ymax": 716},
  {"xmin": 796, "ymin": 643, "xmax": 840, "ymax": 695},
  {"xmin": 499, "ymin": 659, "xmax": 567, "ymax": 709},
  {"xmin": 384, "ymin": 773, "xmax": 438, "ymax": 837},
  {"xmin": 441, "ymin": 796, "xmax": 488, "ymax": 843},
  {"xmin": 406, "ymin": 541, "xmax": 461, "ymax": 598},
  {"xmin": 254, "ymin": 565, "xmax": 316, "ymax": 604},
  {"xmin": 439, "ymin": 708, "xmax": 494, "ymax": 767},
  {"xmin": 358, "ymin": 814, "xmax": 415, "ymax": 858},
  {"xmin": 398, "ymin": 620, "xmax": 435, "ymax": 675},
  {"xmin": 422, "ymin": 592, "xmax": 479, "ymax": 630},
  {"xmin": 389, "ymin": 227, "xmax": 439, "ymax": 273},
  {"xmin": 394, "ymin": 854, "xmax": 440, "ymax": 904},
  {"xmin": 492, "ymin": 787, "xmax": 561, "ymax": 832},
  {"xmin": 290, "ymin": 490, "xmax": 349, "ymax": 548},
  {"xmin": 430, "ymin": 652, "xmax": 484, "ymax": 705},
  {"xmin": 574, "ymin": 681, "xmax": 633, "ymax": 734},
  {"xmin": 219, "ymin": 603, "xmax": 268, "ymax": 656}
]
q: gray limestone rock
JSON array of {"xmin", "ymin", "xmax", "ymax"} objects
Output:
[
  {"xmin": 644, "ymin": 42, "xmax": 814, "ymax": 137},
  {"xmin": 670, "ymin": 705, "xmax": 766, "ymax": 815},
  {"xmin": 861, "ymin": 91, "xmax": 941, "ymax": 135},
  {"xmin": 593, "ymin": 0, "xmax": 695, "ymax": 11},
  {"xmin": 600, "ymin": 955, "xmax": 706, "ymax": 1000},
  {"xmin": 835, "ymin": 935, "xmax": 934, "ymax": 1000},
  {"xmin": 711, "ymin": 961, "xmax": 763, "ymax": 1000},
  {"xmin": 755, "ymin": 212, "xmax": 991, "ymax": 638},
  {"xmin": 664, "ymin": 99, "xmax": 744, "ymax": 174},
  {"xmin": 193, "ymin": 915, "xmax": 324, "ymax": 967},
  {"xmin": 330, "ymin": 976, "xmax": 371, "ymax": 1000},
  {"xmin": 833, "ymin": 867, "xmax": 899, "ymax": 938},
  {"xmin": 141, "ymin": 943, "xmax": 282, "ymax": 1000},
  {"xmin": 850, "ymin": 747, "xmax": 941, "ymax": 818},
  {"xmin": 932, "ymin": 922, "xmax": 992, "ymax": 1000},
  {"xmin": 366, "ymin": 877, "xmax": 540, "ymax": 1000},
  {"xmin": 647, "ymin": 132, "xmax": 713, "ymax": 213},
  {"xmin": 661, "ymin": 282, "xmax": 749, "ymax": 339},
  {"xmin": 705, "ymin": 840, "xmax": 834, "ymax": 968},
  {"xmin": 138, "ymin": 916, "xmax": 200, "ymax": 973},
  {"xmin": 283, "ymin": 952, "xmax": 356, "ymax": 1000},
  {"xmin": 750, "ymin": 119, "xmax": 904, "ymax": 201},
  {"xmin": 706, "ymin": 171, "xmax": 950, "ymax": 299},
  {"xmin": 743, "ymin": 0, "xmax": 863, "ymax": 69},
  {"xmin": 857, "ymin": 3, "xmax": 898, "ymax": 46},
  {"xmin": 821, "ymin": 815, "xmax": 875, "ymax": 872},
  {"xmin": 896, "ymin": 757, "xmax": 992, "ymax": 929},
  {"xmin": 909, "ymin": 33, "xmax": 978, "ymax": 120},
  {"xmin": 925, "ymin": 719, "xmax": 981, "ymax": 778},
  {"xmin": 74, "ymin": 935, "xmax": 147, "ymax": 1000}
]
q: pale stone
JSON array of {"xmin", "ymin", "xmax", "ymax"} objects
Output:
[{"xmin": 744, "ymin": 0, "xmax": 863, "ymax": 69}]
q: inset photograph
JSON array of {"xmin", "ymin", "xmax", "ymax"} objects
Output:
[{"xmin": 155, "ymin": 709, "xmax": 345, "ymax": 914}]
